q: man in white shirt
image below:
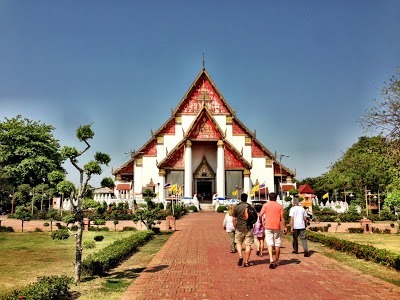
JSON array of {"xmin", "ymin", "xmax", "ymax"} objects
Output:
[{"xmin": 289, "ymin": 198, "xmax": 310, "ymax": 257}]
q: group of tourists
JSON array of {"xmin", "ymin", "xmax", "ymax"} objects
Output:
[{"xmin": 223, "ymin": 192, "xmax": 309, "ymax": 269}]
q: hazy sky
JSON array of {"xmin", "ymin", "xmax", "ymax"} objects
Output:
[{"xmin": 1, "ymin": 1, "xmax": 400, "ymax": 187}]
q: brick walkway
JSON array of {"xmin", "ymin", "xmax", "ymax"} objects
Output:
[{"xmin": 123, "ymin": 212, "xmax": 400, "ymax": 300}]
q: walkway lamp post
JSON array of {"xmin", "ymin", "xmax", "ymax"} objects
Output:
[
  {"xmin": 278, "ymin": 154, "xmax": 289, "ymax": 201},
  {"xmin": 9, "ymin": 192, "xmax": 15, "ymax": 215},
  {"xmin": 367, "ymin": 190, "xmax": 380, "ymax": 218},
  {"xmin": 29, "ymin": 189, "xmax": 35, "ymax": 216}
]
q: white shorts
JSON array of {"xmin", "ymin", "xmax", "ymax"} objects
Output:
[{"xmin": 265, "ymin": 229, "xmax": 282, "ymax": 247}]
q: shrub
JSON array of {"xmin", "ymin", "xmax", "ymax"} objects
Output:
[
  {"xmin": 51, "ymin": 229, "xmax": 69, "ymax": 240},
  {"xmin": 0, "ymin": 226, "xmax": 14, "ymax": 232},
  {"xmin": 188, "ymin": 205, "xmax": 198, "ymax": 212},
  {"xmin": 2, "ymin": 275, "xmax": 72, "ymax": 300},
  {"xmin": 94, "ymin": 235, "xmax": 104, "ymax": 242},
  {"xmin": 122, "ymin": 226, "xmax": 137, "ymax": 231},
  {"xmin": 34, "ymin": 228, "xmax": 43, "ymax": 232},
  {"xmin": 372, "ymin": 227, "xmax": 382, "ymax": 234},
  {"xmin": 43, "ymin": 222, "xmax": 50, "ymax": 227},
  {"xmin": 347, "ymin": 227, "xmax": 364, "ymax": 233},
  {"xmin": 217, "ymin": 205, "xmax": 227, "ymax": 213},
  {"xmin": 390, "ymin": 223, "xmax": 395, "ymax": 228},
  {"xmin": 70, "ymin": 225, "xmax": 78, "ymax": 231},
  {"xmin": 88, "ymin": 226, "xmax": 109, "ymax": 231},
  {"xmin": 83, "ymin": 240, "xmax": 96, "ymax": 249},
  {"xmin": 383, "ymin": 228, "xmax": 391, "ymax": 234},
  {"xmin": 307, "ymin": 231, "xmax": 400, "ymax": 270},
  {"xmin": 82, "ymin": 231, "xmax": 153, "ymax": 276},
  {"xmin": 93, "ymin": 219, "xmax": 106, "ymax": 226}
]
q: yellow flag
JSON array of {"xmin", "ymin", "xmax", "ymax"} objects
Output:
[
  {"xmin": 322, "ymin": 192, "xmax": 329, "ymax": 199},
  {"xmin": 250, "ymin": 191, "xmax": 255, "ymax": 197},
  {"xmin": 251, "ymin": 184, "xmax": 259, "ymax": 192},
  {"xmin": 168, "ymin": 184, "xmax": 177, "ymax": 193},
  {"xmin": 232, "ymin": 190, "xmax": 238, "ymax": 196}
]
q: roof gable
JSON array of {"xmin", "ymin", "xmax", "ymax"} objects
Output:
[
  {"xmin": 186, "ymin": 107, "xmax": 223, "ymax": 141},
  {"xmin": 175, "ymin": 70, "xmax": 233, "ymax": 115},
  {"xmin": 298, "ymin": 184, "xmax": 315, "ymax": 194}
]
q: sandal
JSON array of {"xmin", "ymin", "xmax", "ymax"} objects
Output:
[
  {"xmin": 244, "ymin": 262, "xmax": 250, "ymax": 267},
  {"xmin": 269, "ymin": 263, "xmax": 276, "ymax": 269},
  {"xmin": 238, "ymin": 257, "xmax": 243, "ymax": 266}
]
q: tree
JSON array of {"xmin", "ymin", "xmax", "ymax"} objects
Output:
[
  {"xmin": 61, "ymin": 124, "xmax": 110, "ymax": 283},
  {"xmin": 361, "ymin": 68, "xmax": 400, "ymax": 141},
  {"xmin": 101, "ymin": 177, "xmax": 115, "ymax": 188},
  {"xmin": 14, "ymin": 205, "xmax": 31, "ymax": 232},
  {"xmin": 132, "ymin": 198, "xmax": 165, "ymax": 230},
  {"xmin": 0, "ymin": 115, "xmax": 64, "ymax": 187}
]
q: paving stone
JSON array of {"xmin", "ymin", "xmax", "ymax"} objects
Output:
[{"xmin": 123, "ymin": 212, "xmax": 400, "ymax": 300}]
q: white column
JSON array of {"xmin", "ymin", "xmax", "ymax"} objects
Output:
[
  {"xmin": 243, "ymin": 169, "xmax": 251, "ymax": 203},
  {"xmin": 216, "ymin": 140, "xmax": 225, "ymax": 198},
  {"xmin": 133, "ymin": 157, "xmax": 143, "ymax": 196},
  {"xmin": 158, "ymin": 169, "xmax": 166, "ymax": 203},
  {"xmin": 184, "ymin": 140, "xmax": 193, "ymax": 198}
]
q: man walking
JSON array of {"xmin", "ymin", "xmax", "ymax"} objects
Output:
[
  {"xmin": 233, "ymin": 193, "xmax": 254, "ymax": 267},
  {"xmin": 259, "ymin": 192, "xmax": 287, "ymax": 269},
  {"xmin": 289, "ymin": 198, "xmax": 310, "ymax": 257}
]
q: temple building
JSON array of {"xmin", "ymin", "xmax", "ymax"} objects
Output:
[{"xmin": 112, "ymin": 67, "xmax": 295, "ymax": 204}]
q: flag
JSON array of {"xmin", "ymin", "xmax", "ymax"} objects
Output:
[
  {"xmin": 251, "ymin": 184, "xmax": 259, "ymax": 193},
  {"xmin": 250, "ymin": 191, "xmax": 255, "ymax": 197},
  {"xmin": 232, "ymin": 190, "xmax": 238, "ymax": 196},
  {"xmin": 259, "ymin": 182, "xmax": 266, "ymax": 189},
  {"xmin": 168, "ymin": 184, "xmax": 177, "ymax": 193},
  {"xmin": 177, "ymin": 185, "xmax": 182, "ymax": 196},
  {"xmin": 164, "ymin": 182, "xmax": 172, "ymax": 189},
  {"xmin": 322, "ymin": 192, "xmax": 329, "ymax": 199}
]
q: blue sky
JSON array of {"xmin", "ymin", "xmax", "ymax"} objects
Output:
[{"xmin": 1, "ymin": 1, "xmax": 400, "ymax": 187}]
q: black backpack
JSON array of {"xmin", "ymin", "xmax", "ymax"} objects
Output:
[{"xmin": 245, "ymin": 204, "xmax": 258, "ymax": 228}]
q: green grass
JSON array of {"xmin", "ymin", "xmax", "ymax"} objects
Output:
[
  {"xmin": 284, "ymin": 231, "xmax": 400, "ymax": 287},
  {"xmin": 321, "ymin": 232, "xmax": 400, "ymax": 254},
  {"xmin": 69, "ymin": 232, "xmax": 171, "ymax": 300},
  {"xmin": 0, "ymin": 230, "xmax": 149, "ymax": 296}
]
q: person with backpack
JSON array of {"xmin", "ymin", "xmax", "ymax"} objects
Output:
[
  {"xmin": 259, "ymin": 192, "xmax": 287, "ymax": 269},
  {"xmin": 232, "ymin": 193, "xmax": 254, "ymax": 267}
]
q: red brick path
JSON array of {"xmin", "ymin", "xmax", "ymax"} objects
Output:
[{"xmin": 123, "ymin": 212, "xmax": 400, "ymax": 300}]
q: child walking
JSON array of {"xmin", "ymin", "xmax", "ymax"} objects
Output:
[
  {"xmin": 223, "ymin": 204, "xmax": 236, "ymax": 253},
  {"xmin": 253, "ymin": 212, "xmax": 265, "ymax": 256}
]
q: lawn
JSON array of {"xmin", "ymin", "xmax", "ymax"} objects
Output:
[
  {"xmin": 285, "ymin": 231, "xmax": 400, "ymax": 287},
  {"xmin": 321, "ymin": 232, "xmax": 400, "ymax": 254},
  {"xmin": 0, "ymin": 230, "xmax": 146, "ymax": 296}
]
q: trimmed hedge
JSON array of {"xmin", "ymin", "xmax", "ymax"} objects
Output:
[
  {"xmin": 82, "ymin": 230, "xmax": 153, "ymax": 276},
  {"xmin": 347, "ymin": 227, "xmax": 364, "ymax": 233},
  {"xmin": 1, "ymin": 275, "xmax": 72, "ymax": 300},
  {"xmin": 307, "ymin": 231, "xmax": 400, "ymax": 270}
]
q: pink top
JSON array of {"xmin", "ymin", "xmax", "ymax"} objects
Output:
[
  {"xmin": 259, "ymin": 201, "xmax": 284, "ymax": 230},
  {"xmin": 253, "ymin": 214, "xmax": 265, "ymax": 238}
]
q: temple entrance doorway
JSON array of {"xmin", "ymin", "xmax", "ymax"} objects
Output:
[{"xmin": 196, "ymin": 179, "xmax": 213, "ymax": 203}]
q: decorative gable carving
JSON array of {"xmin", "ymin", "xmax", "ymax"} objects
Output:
[
  {"xmin": 160, "ymin": 119, "xmax": 175, "ymax": 135},
  {"xmin": 232, "ymin": 119, "xmax": 247, "ymax": 135},
  {"xmin": 225, "ymin": 147, "xmax": 246, "ymax": 169},
  {"xmin": 187, "ymin": 111, "xmax": 222, "ymax": 141},
  {"xmin": 142, "ymin": 139, "xmax": 157, "ymax": 156},
  {"xmin": 251, "ymin": 140, "xmax": 264, "ymax": 157},
  {"xmin": 178, "ymin": 74, "xmax": 229, "ymax": 115},
  {"xmin": 194, "ymin": 156, "xmax": 215, "ymax": 178},
  {"xmin": 160, "ymin": 143, "xmax": 185, "ymax": 169}
]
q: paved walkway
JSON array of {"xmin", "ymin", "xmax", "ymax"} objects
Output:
[{"xmin": 123, "ymin": 212, "xmax": 400, "ymax": 300}]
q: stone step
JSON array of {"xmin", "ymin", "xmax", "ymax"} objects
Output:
[{"xmin": 199, "ymin": 203, "xmax": 215, "ymax": 211}]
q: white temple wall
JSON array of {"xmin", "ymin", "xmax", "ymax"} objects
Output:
[
  {"xmin": 231, "ymin": 135, "xmax": 246, "ymax": 153},
  {"xmin": 250, "ymin": 158, "xmax": 275, "ymax": 193},
  {"xmin": 213, "ymin": 115, "xmax": 227, "ymax": 133},
  {"xmin": 181, "ymin": 115, "xmax": 196, "ymax": 132},
  {"xmin": 133, "ymin": 163, "xmax": 143, "ymax": 195},
  {"xmin": 243, "ymin": 144, "xmax": 252, "ymax": 163},
  {"xmin": 142, "ymin": 156, "xmax": 159, "ymax": 188}
]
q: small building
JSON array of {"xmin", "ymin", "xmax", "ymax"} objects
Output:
[{"xmin": 298, "ymin": 183, "xmax": 315, "ymax": 209}]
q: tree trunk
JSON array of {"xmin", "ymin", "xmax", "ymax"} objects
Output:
[
  {"xmin": 21, "ymin": 220, "xmax": 24, "ymax": 232},
  {"xmin": 74, "ymin": 218, "xmax": 84, "ymax": 283}
]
